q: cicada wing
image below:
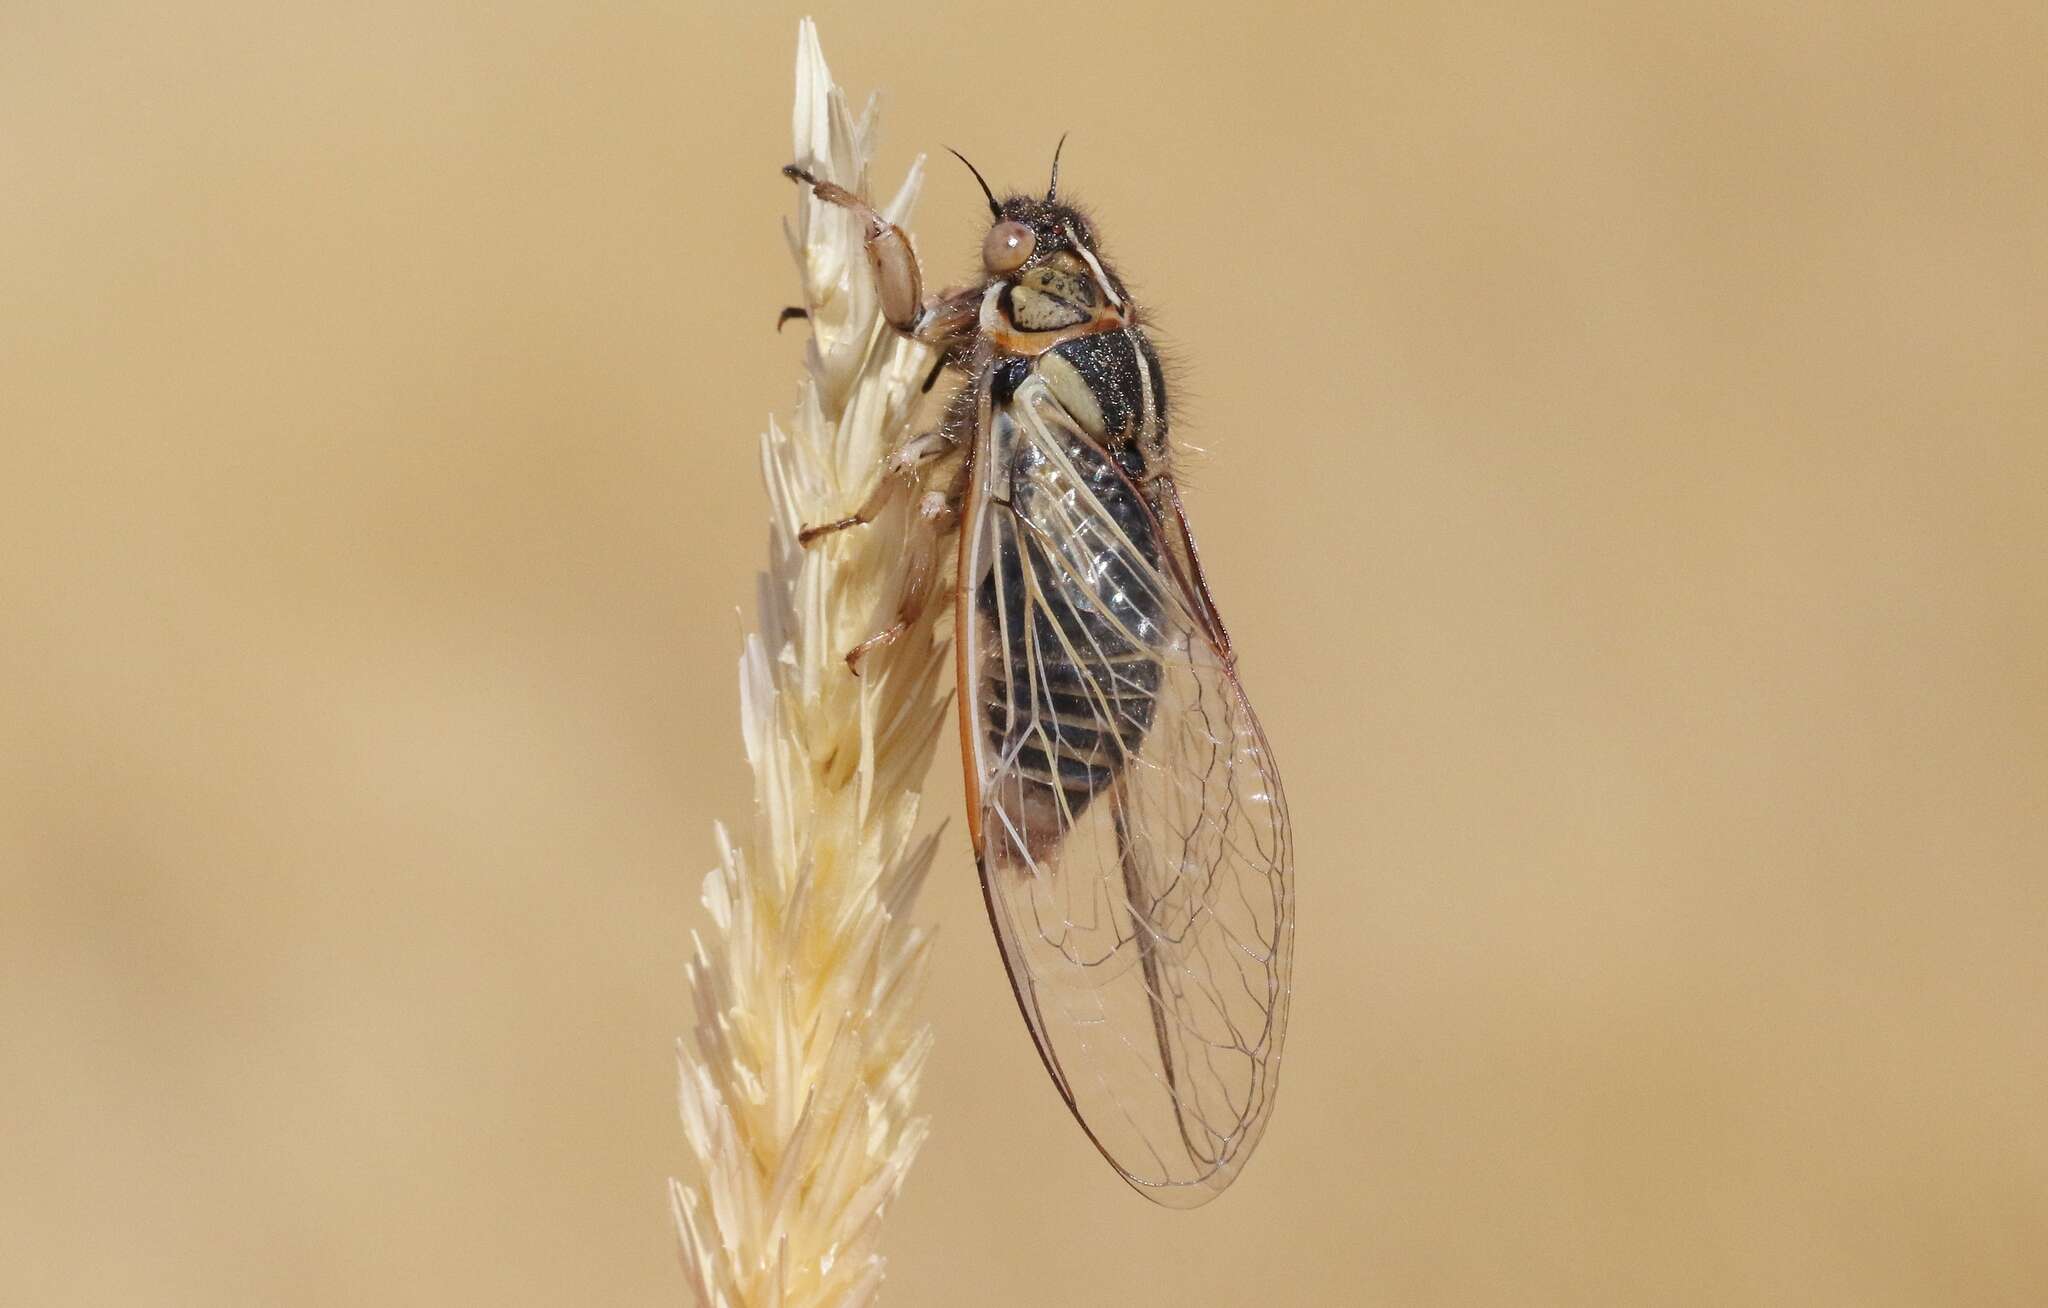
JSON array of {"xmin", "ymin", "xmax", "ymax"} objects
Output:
[{"xmin": 960, "ymin": 378, "xmax": 1294, "ymax": 1207}]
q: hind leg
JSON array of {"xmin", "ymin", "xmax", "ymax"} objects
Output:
[{"xmin": 842, "ymin": 481, "xmax": 963, "ymax": 676}]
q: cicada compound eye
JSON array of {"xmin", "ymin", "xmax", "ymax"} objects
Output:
[{"xmin": 982, "ymin": 220, "xmax": 1036, "ymax": 275}]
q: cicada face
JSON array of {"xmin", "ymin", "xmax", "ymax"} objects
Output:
[
  {"xmin": 785, "ymin": 146, "xmax": 1294, "ymax": 1207},
  {"xmin": 980, "ymin": 199, "xmax": 1131, "ymax": 340}
]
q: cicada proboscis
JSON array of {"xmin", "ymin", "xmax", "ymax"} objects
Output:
[{"xmin": 783, "ymin": 141, "xmax": 1293, "ymax": 1207}]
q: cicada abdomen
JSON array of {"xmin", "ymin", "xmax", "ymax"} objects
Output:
[{"xmin": 977, "ymin": 329, "xmax": 1173, "ymax": 864}]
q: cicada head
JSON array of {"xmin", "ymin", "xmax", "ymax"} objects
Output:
[{"xmin": 949, "ymin": 142, "xmax": 1129, "ymax": 335}]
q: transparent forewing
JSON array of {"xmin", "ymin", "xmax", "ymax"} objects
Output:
[{"xmin": 961, "ymin": 376, "xmax": 1294, "ymax": 1206}]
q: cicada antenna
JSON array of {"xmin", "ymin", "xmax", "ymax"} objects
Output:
[
  {"xmin": 1047, "ymin": 132, "xmax": 1070, "ymax": 201},
  {"xmin": 946, "ymin": 147, "xmax": 1002, "ymax": 221}
]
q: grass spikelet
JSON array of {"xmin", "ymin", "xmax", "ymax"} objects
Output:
[{"xmin": 671, "ymin": 20, "xmax": 947, "ymax": 1307}]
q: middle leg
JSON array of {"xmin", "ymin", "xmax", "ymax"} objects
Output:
[{"xmin": 798, "ymin": 427, "xmax": 959, "ymax": 547}]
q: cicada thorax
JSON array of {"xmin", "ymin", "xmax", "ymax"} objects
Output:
[{"xmin": 975, "ymin": 321, "xmax": 1174, "ymax": 863}]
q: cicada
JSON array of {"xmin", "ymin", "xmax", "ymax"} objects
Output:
[{"xmin": 784, "ymin": 142, "xmax": 1294, "ymax": 1207}]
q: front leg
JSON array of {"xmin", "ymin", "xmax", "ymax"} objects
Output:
[{"xmin": 782, "ymin": 164, "xmax": 980, "ymax": 347}]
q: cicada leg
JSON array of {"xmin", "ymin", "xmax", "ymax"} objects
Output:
[
  {"xmin": 781, "ymin": 164, "xmax": 980, "ymax": 346},
  {"xmin": 778, "ymin": 163, "xmax": 981, "ymax": 676},
  {"xmin": 796, "ymin": 428, "xmax": 957, "ymax": 546},
  {"xmin": 793, "ymin": 426, "xmax": 964, "ymax": 676},
  {"xmin": 844, "ymin": 479, "xmax": 963, "ymax": 678}
]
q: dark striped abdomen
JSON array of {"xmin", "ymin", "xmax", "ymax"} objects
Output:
[{"xmin": 978, "ymin": 327, "xmax": 1168, "ymax": 834}]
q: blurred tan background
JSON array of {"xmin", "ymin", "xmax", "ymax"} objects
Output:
[{"xmin": 3, "ymin": 3, "xmax": 2044, "ymax": 1304}]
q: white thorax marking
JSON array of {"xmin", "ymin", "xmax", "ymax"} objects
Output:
[{"xmin": 1064, "ymin": 223, "xmax": 1123, "ymax": 309}]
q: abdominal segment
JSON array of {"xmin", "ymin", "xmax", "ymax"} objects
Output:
[{"xmin": 977, "ymin": 417, "xmax": 1166, "ymax": 866}]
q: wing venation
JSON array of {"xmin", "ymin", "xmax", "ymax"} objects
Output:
[{"xmin": 960, "ymin": 375, "xmax": 1295, "ymax": 1206}]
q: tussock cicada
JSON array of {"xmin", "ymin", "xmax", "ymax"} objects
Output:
[{"xmin": 784, "ymin": 141, "xmax": 1293, "ymax": 1207}]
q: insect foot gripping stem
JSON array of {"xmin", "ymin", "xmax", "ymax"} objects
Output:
[
  {"xmin": 795, "ymin": 429, "xmax": 958, "ymax": 548},
  {"xmin": 839, "ymin": 489, "xmax": 957, "ymax": 678},
  {"xmin": 781, "ymin": 164, "xmax": 925, "ymax": 331},
  {"xmin": 794, "ymin": 474, "xmax": 894, "ymax": 547}
]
